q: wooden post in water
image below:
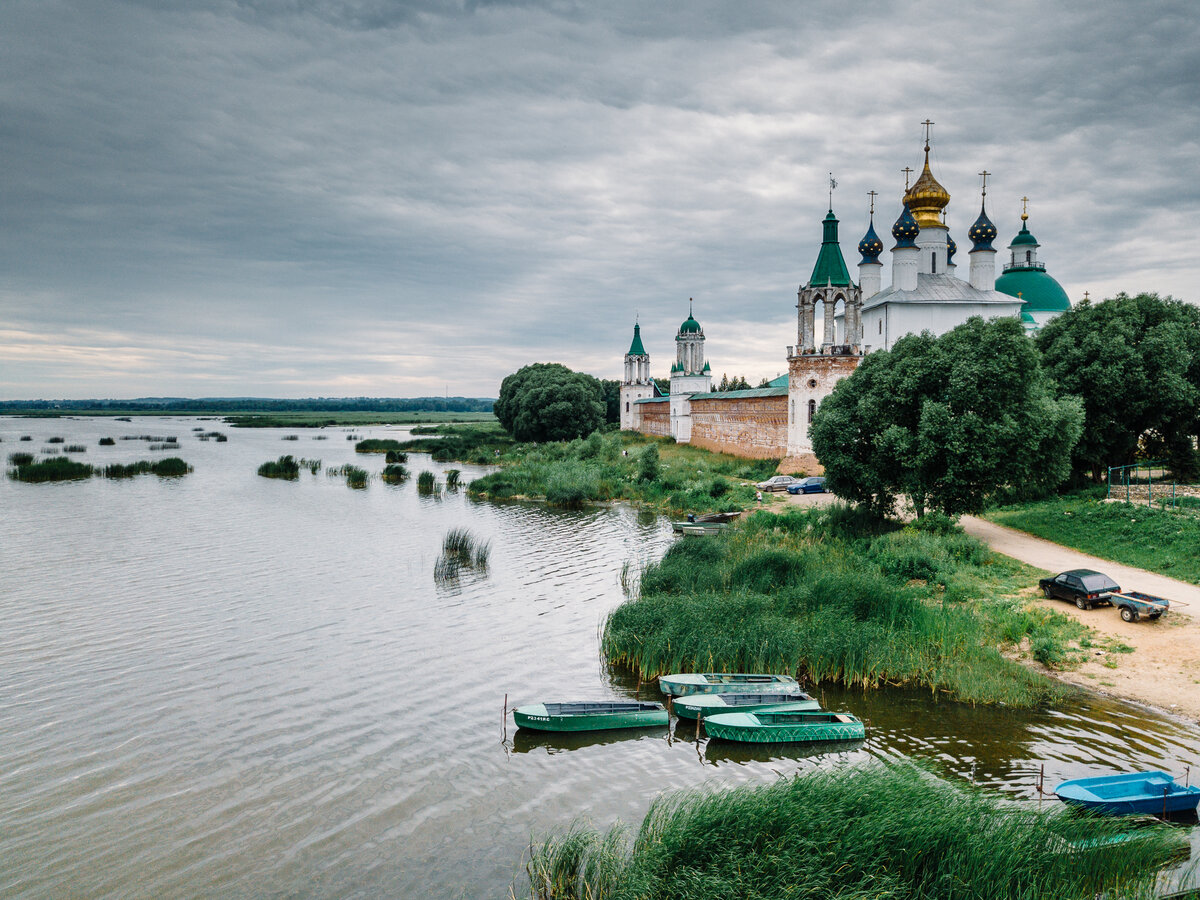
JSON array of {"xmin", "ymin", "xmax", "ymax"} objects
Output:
[
  {"xmin": 503, "ymin": 693, "xmax": 508, "ymax": 742},
  {"xmin": 695, "ymin": 710, "xmax": 702, "ymax": 742},
  {"xmin": 1037, "ymin": 763, "xmax": 1044, "ymax": 795}
]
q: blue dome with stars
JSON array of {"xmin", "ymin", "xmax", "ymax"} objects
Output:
[
  {"xmin": 968, "ymin": 203, "xmax": 998, "ymax": 251},
  {"xmin": 858, "ymin": 218, "xmax": 883, "ymax": 263},
  {"xmin": 891, "ymin": 204, "xmax": 919, "ymax": 248},
  {"xmin": 946, "ymin": 231, "xmax": 957, "ymax": 265}
]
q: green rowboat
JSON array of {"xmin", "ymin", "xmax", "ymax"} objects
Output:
[
  {"xmin": 680, "ymin": 523, "xmax": 727, "ymax": 536},
  {"xmin": 658, "ymin": 672, "xmax": 798, "ymax": 697},
  {"xmin": 672, "ymin": 691, "xmax": 820, "ymax": 720},
  {"xmin": 512, "ymin": 700, "xmax": 669, "ymax": 732},
  {"xmin": 703, "ymin": 710, "xmax": 865, "ymax": 743}
]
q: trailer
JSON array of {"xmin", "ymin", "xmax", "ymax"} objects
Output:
[{"xmin": 1105, "ymin": 591, "xmax": 1170, "ymax": 623}]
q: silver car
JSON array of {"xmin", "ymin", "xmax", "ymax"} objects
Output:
[{"xmin": 755, "ymin": 475, "xmax": 798, "ymax": 492}]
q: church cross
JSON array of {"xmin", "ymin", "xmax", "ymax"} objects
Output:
[
  {"xmin": 1083, "ymin": 290, "xmax": 1090, "ymax": 302},
  {"xmin": 921, "ymin": 119, "xmax": 935, "ymax": 151},
  {"xmin": 1021, "ymin": 196, "xmax": 1030, "ymax": 216},
  {"xmin": 902, "ymin": 166, "xmax": 914, "ymax": 190},
  {"xmin": 979, "ymin": 170, "xmax": 991, "ymax": 198},
  {"xmin": 868, "ymin": 190, "xmax": 877, "ymax": 216}
]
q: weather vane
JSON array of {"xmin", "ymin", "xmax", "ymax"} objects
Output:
[{"xmin": 828, "ymin": 173, "xmax": 837, "ymax": 208}]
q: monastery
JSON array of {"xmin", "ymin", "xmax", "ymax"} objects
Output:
[{"xmin": 620, "ymin": 127, "xmax": 1071, "ymax": 471}]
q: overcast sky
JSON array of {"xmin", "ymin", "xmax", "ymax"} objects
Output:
[{"xmin": 2, "ymin": 1, "xmax": 1197, "ymax": 399}]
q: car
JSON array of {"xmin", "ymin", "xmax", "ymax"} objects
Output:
[
  {"xmin": 1038, "ymin": 569, "xmax": 1121, "ymax": 610},
  {"xmin": 786, "ymin": 477, "xmax": 827, "ymax": 494},
  {"xmin": 755, "ymin": 475, "xmax": 798, "ymax": 492}
]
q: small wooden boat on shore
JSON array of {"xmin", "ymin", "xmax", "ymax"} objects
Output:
[
  {"xmin": 672, "ymin": 691, "xmax": 820, "ymax": 720},
  {"xmin": 1054, "ymin": 771, "xmax": 1200, "ymax": 816},
  {"xmin": 670, "ymin": 511, "xmax": 741, "ymax": 532},
  {"xmin": 658, "ymin": 672, "xmax": 798, "ymax": 697},
  {"xmin": 512, "ymin": 700, "xmax": 668, "ymax": 732},
  {"xmin": 681, "ymin": 523, "xmax": 727, "ymax": 536},
  {"xmin": 703, "ymin": 710, "xmax": 865, "ymax": 744}
]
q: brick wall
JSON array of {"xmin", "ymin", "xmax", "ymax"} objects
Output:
[
  {"xmin": 638, "ymin": 402, "xmax": 671, "ymax": 437},
  {"xmin": 687, "ymin": 395, "xmax": 788, "ymax": 459}
]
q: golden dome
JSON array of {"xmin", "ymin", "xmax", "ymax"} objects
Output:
[{"xmin": 903, "ymin": 145, "xmax": 950, "ymax": 230}]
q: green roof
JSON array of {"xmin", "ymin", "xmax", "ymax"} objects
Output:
[
  {"xmin": 1010, "ymin": 222, "xmax": 1039, "ymax": 247},
  {"xmin": 807, "ymin": 209, "xmax": 853, "ymax": 287},
  {"xmin": 767, "ymin": 373, "xmax": 788, "ymax": 388},
  {"xmin": 678, "ymin": 315, "xmax": 702, "ymax": 334},
  {"xmin": 690, "ymin": 386, "xmax": 788, "ymax": 400},
  {"xmin": 627, "ymin": 322, "xmax": 647, "ymax": 356},
  {"xmin": 994, "ymin": 268, "xmax": 1070, "ymax": 313}
]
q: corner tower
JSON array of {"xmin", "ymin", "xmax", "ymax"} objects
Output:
[
  {"xmin": 669, "ymin": 300, "xmax": 712, "ymax": 442},
  {"xmin": 619, "ymin": 320, "xmax": 653, "ymax": 430}
]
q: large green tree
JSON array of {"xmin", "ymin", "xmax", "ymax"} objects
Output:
[
  {"xmin": 493, "ymin": 363, "xmax": 605, "ymax": 442},
  {"xmin": 1035, "ymin": 292, "xmax": 1200, "ymax": 481},
  {"xmin": 811, "ymin": 317, "xmax": 1083, "ymax": 517}
]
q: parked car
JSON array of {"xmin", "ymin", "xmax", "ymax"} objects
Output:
[
  {"xmin": 755, "ymin": 475, "xmax": 798, "ymax": 492},
  {"xmin": 786, "ymin": 476, "xmax": 827, "ymax": 494},
  {"xmin": 1038, "ymin": 569, "xmax": 1121, "ymax": 610}
]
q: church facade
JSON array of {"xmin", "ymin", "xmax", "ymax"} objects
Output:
[{"xmin": 622, "ymin": 129, "xmax": 1071, "ymax": 469}]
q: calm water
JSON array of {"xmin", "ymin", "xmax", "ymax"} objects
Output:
[{"xmin": 2, "ymin": 417, "xmax": 1199, "ymax": 898}]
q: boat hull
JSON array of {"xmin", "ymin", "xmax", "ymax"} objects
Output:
[
  {"xmin": 704, "ymin": 710, "xmax": 865, "ymax": 744},
  {"xmin": 659, "ymin": 673, "xmax": 798, "ymax": 697},
  {"xmin": 673, "ymin": 693, "xmax": 820, "ymax": 720},
  {"xmin": 513, "ymin": 701, "xmax": 669, "ymax": 732},
  {"xmin": 1054, "ymin": 771, "xmax": 1200, "ymax": 816}
]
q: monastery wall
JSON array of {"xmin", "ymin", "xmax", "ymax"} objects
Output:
[
  {"xmin": 687, "ymin": 394, "xmax": 788, "ymax": 459},
  {"xmin": 637, "ymin": 401, "xmax": 671, "ymax": 437}
]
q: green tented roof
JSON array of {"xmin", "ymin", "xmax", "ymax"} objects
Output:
[
  {"xmin": 807, "ymin": 209, "xmax": 853, "ymax": 287},
  {"xmin": 767, "ymin": 373, "xmax": 788, "ymax": 388},
  {"xmin": 995, "ymin": 268, "xmax": 1070, "ymax": 313},
  {"xmin": 627, "ymin": 322, "xmax": 647, "ymax": 356}
]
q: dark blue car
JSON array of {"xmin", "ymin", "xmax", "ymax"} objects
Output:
[{"xmin": 786, "ymin": 476, "xmax": 826, "ymax": 494}]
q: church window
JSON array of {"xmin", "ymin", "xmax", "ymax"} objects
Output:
[
  {"xmin": 878, "ymin": 319, "xmax": 882, "ymax": 334},
  {"xmin": 625, "ymin": 402, "xmax": 630, "ymax": 413},
  {"xmin": 1026, "ymin": 250, "xmax": 1031, "ymax": 263},
  {"xmin": 807, "ymin": 399, "xmax": 816, "ymax": 423},
  {"xmin": 931, "ymin": 252, "xmax": 936, "ymax": 273}
]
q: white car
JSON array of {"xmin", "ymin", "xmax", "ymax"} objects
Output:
[{"xmin": 755, "ymin": 475, "xmax": 798, "ymax": 492}]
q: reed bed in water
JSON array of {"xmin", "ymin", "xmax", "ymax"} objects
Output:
[
  {"xmin": 355, "ymin": 438, "xmax": 404, "ymax": 454},
  {"xmin": 328, "ymin": 464, "xmax": 368, "ymax": 488},
  {"xmin": 381, "ymin": 463, "xmax": 408, "ymax": 483},
  {"xmin": 384, "ymin": 449, "xmax": 407, "ymax": 463},
  {"xmin": 523, "ymin": 761, "xmax": 1185, "ymax": 900},
  {"xmin": 98, "ymin": 437, "xmax": 115, "ymax": 446},
  {"xmin": 434, "ymin": 527, "xmax": 490, "ymax": 580},
  {"xmin": 257, "ymin": 455, "xmax": 300, "ymax": 480},
  {"xmin": 8, "ymin": 457, "xmax": 95, "ymax": 482},
  {"xmin": 602, "ymin": 505, "xmax": 1086, "ymax": 707},
  {"xmin": 103, "ymin": 458, "xmax": 192, "ymax": 478},
  {"xmin": 417, "ymin": 470, "xmax": 437, "ymax": 493},
  {"xmin": 64, "ymin": 444, "xmax": 87, "ymax": 453}
]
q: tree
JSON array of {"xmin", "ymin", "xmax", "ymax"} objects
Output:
[
  {"xmin": 599, "ymin": 379, "xmax": 621, "ymax": 425},
  {"xmin": 717, "ymin": 374, "xmax": 751, "ymax": 391},
  {"xmin": 811, "ymin": 317, "xmax": 1083, "ymax": 517},
  {"xmin": 1035, "ymin": 293, "xmax": 1200, "ymax": 481},
  {"xmin": 494, "ymin": 363, "xmax": 605, "ymax": 442}
]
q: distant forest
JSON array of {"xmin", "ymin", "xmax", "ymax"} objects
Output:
[{"xmin": 0, "ymin": 397, "xmax": 495, "ymax": 413}]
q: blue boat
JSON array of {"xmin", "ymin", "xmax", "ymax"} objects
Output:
[{"xmin": 1054, "ymin": 771, "xmax": 1200, "ymax": 816}]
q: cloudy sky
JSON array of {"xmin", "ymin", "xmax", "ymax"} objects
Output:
[{"xmin": 2, "ymin": 1, "xmax": 1197, "ymax": 399}]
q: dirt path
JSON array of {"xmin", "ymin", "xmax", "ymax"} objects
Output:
[{"xmin": 961, "ymin": 516, "xmax": 1200, "ymax": 723}]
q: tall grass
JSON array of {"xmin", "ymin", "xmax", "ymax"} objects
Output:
[
  {"xmin": 64, "ymin": 444, "xmax": 87, "ymax": 453},
  {"xmin": 328, "ymin": 464, "xmax": 369, "ymax": 488},
  {"xmin": 103, "ymin": 458, "xmax": 192, "ymax": 478},
  {"xmin": 7, "ymin": 452, "xmax": 35, "ymax": 466},
  {"xmin": 434, "ymin": 527, "xmax": 491, "ymax": 580},
  {"xmin": 602, "ymin": 506, "xmax": 1084, "ymax": 707},
  {"xmin": 445, "ymin": 468, "xmax": 461, "ymax": 488},
  {"xmin": 417, "ymin": 470, "xmax": 437, "ymax": 493},
  {"xmin": 355, "ymin": 438, "xmax": 404, "ymax": 453},
  {"xmin": 258, "ymin": 456, "xmax": 300, "ymax": 479},
  {"xmin": 382, "ymin": 463, "xmax": 409, "ymax": 483},
  {"xmin": 8, "ymin": 457, "xmax": 95, "ymax": 482},
  {"xmin": 19, "ymin": 435, "xmax": 33, "ymax": 441},
  {"xmin": 299, "ymin": 458, "xmax": 322, "ymax": 474},
  {"xmin": 385, "ymin": 449, "xmax": 408, "ymax": 463},
  {"xmin": 522, "ymin": 761, "xmax": 1185, "ymax": 900},
  {"xmin": 46, "ymin": 436, "xmax": 65, "ymax": 444},
  {"xmin": 99, "ymin": 437, "xmax": 116, "ymax": 446}
]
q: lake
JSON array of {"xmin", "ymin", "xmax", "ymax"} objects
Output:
[{"xmin": 2, "ymin": 417, "xmax": 1199, "ymax": 898}]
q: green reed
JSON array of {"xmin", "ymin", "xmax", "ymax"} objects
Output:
[
  {"xmin": 385, "ymin": 449, "xmax": 408, "ymax": 464},
  {"xmin": 522, "ymin": 761, "xmax": 1185, "ymax": 900},
  {"xmin": 434, "ymin": 527, "xmax": 491, "ymax": 581},
  {"xmin": 103, "ymin": 458, "xmax": 192, "ymax": 478},
  {"xmin": 7, "ymin": 452, "xmax": 35, "ymax": 466},
  {"xmin": 381, "ymin": 463, "xmax": 408, "ymax": 483},
  {"xmin": 64, "ymin": 444, "xmax": 87, "ymax": 453},
  {"xmin": 355, "ymin": 438, "xmax": 404, "ymax": 453},
  {"xmin": 99, "ymin": 437, "xmax": 116, "ymax": 446},
  {"xmin": 417, "ymin": 470, "xmax": 437, "ymax": 493},
  {"xmin": 445, "ymin": 468, "xmax": 461, "ymax": 488},
  {"xmin": 257, "ymin": 455, "xmax": 300, "ymax": 479},
  {"xmin": 328, "ymin": 463, "xmax": 369, "ymax": 488},
  {"xmin": 8, "ymin": 457, "xmax": 95, "ymax": 482},
  {"xmin": 601, "ymin": 506, "xmax": 1083, "ymax": 707}
]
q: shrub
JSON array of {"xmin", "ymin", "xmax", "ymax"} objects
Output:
[{"xmin": 637, "ymin": 444, "xmax": 660, "ymax": 482}]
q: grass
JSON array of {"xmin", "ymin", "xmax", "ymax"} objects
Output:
[
  {"xmin": 466, "ymin": 430, "xmax": 778, "ymax": 514},
  {"xmin": 196, "ymin": 431, "xmax": 227, "ymax": 442},
  {"xmin": 98, "ymin": 437, "xmax": 116, "ymax": 446},
  {"xmin": 257, "ymin": 455, "xmax": 301, "ymax": 480},
  {"xmin": 7, "ymin": 452, "xmax": 35, "ymax": 466},
  {"xmin": 46, "ymin": 436, "xmax": 65, "ymax": 443},
  {"xmin": 64, "ymin": 444, "xmax": 88, "ymax": 453},
  {"xmin": 8, "ymin": 457, "xmax": 95, "ymax": 482},
  {"xmin": 382, "ymin": 463, "xmax": 409, "ymax": 483},
  {"xmin": 329, "ymin": 464, "xmax": 369, "ymax": 488},
  {"xmin": 602, "ymin": 505, "xmax": 1088, "ymax": 707},
  {"xmin": 986, "ymin": 490, "xmax": 1200, "ymax": 584},
  {"xmin": 103, "ymin": 458, "xmax": 192, "ymax": 478},
  {"xmin": 355, "ymin": 438, "xmax": 405, "ymax": 453},
  {"xmin": 395, "ymin": 422, "xmax": 513, "ymax": 463},
  {"xmin": 445, "ymin": 468, "xmax": 461, "ymax": 488},
  {"xmin": 434, "ymin": 527, "xmax": 491, "ymax": 580},
  {"xmin": 417, "ymin": 470, "xmax": 438, "ymax": 493},
  {"xmin": 521, "ymin": 760, "xmax": 1186, "ymax": 900},
  {"xmin": 385, "ymin": 449, "xmax": 407, "ymax": 463}
]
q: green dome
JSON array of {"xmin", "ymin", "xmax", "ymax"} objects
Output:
[
  {"xmin": 1010, "ymin": 221, "xmax": 1039, "ymax": 247},
  {"xmin": 995, "ymin": 267, "xmax": 1070, "ymax": 313},
  {"xmin": 678, "ymin": 315, "xmax": 702, "ymax": 335}
]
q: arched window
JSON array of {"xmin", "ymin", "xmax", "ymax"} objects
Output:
[
  {"xmin": 1026, "ymin": 250, "xmax": 1031, "ymax": 263},
  {"xmin": 931, "ymin": 252, "xmax": 937, "ymax": 273},
  {"xmin": 807, "ymin": 399, "xmax": 816, "ymax": 423},
  {"xmin": 625, "ymin": 402, "xmax": 630, "ymax": 413}
]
